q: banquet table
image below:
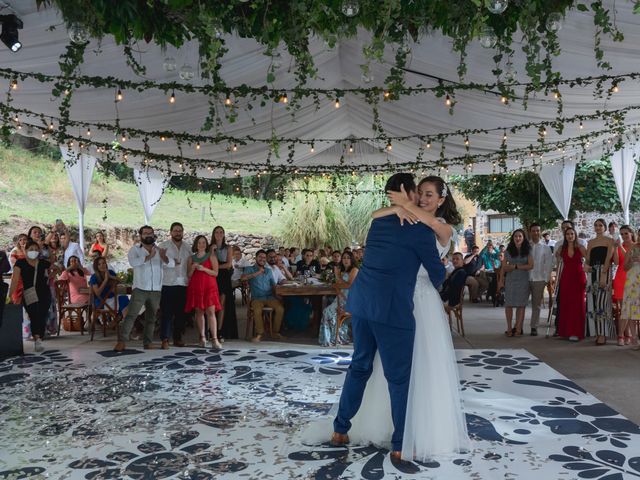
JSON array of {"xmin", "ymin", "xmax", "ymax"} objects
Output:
[{"xmin": 275, "ymin": 281, "xmax": 336, "ymax": 336}]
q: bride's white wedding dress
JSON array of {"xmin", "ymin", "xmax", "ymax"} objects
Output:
[{"xmin": 301, "ymin": 222, "xmax": 470, "ymax": 461}]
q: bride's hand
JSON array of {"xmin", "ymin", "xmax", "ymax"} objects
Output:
[
  {"xmin": 387, "ymin": 184, "xmax": 413, "ymax": 208},
  {"xmin": 394, "ymin": 207, "xmax": 419, "ymax": 226}
]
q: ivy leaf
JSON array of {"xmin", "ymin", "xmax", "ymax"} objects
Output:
[
  {"xmin": 577, "ymin": 4, "xmax": 589, "ymax": 11},
  {"xmin": 266, "ymin": 72, "xmax": 275, "ymax": 83}
]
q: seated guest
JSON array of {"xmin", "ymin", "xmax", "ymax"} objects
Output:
[
  {"xmin": 289, "ymin": 247, "xmax": 301, "ymax": 265},
  {"xmin": 276, "ymin": 254, "xmax": 293, "ymax": 279},
  {"xmin": 319, "ymin": 251, "xmax": 359, "ymax": 346},
  {"xmin": 479, "ymin": 239, "xmax": 500, "ymax": 271},
  {"xmin": 58, "ymin": 255, "xmax": 90, "ymax": 305},
  {"xmin": 231, "ymin": 246, "xmax": 253, "ymax": 288},
  {"xmin": 442, "ymin": 255, "xmax": 454, "ymax": 276},
  {"xmin": 84, "ymin": 250, "xmax": 103, "ymax": 275},
  {"xmin": 440, "ymin": 253, "xmax": 468, "ymax": 307},
  {"xmin": 318, "ymin": 257, "xmax": 331, "ymax": 273},
  {"xmin": 328, "ymin": 250, "xmax": 342, "ymax": 269},
  {"xmin": 241, "ymin": 250, "xmax": 284, "ymax": 342},
  {"xmin": 464, "ymin": 245, "xmax": 488, "ymax": 302},
  {"xmin": 296, "ymin": 248, "xmax": 321, "ymax": 276},
  {"xmin": 278, "ymin": 247, "xmax": 290, "ymax": 268},
  {"xmin": 266, "ymin": 249, "xmax": 291, "ymax": 283},
  {"xmin": 89, "ymin": 257, "xmax": 129, "ymax": 317},
  {"xmin": 90, "ymin": 231, "xmax": 110, "ymax": 259}
]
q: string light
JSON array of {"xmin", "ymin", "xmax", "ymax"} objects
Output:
[
  {"xmin": 160, "ymin": 135, "xmax": 166, "ymax": 141},
  {"xmin": 445, "ymin": 94, "xmax": 451, "ymax": 106},
  {"xmin": 579, "ymin": 120, "xmax": 584, "ymax": 130},
  {"xmin": 10, "ymin": 79, "xmax": 17, "ymax": 90},
  {"xmin": 64, "ymin": 88, "xmax": 70, "ymax": 95},
  {"xmin": 232, "ymin": 143, "xmax": 238, "ymax": 152},
  {"xmin": 500, "ymin": 96, "xmax": 507, "ymax": 104},
  {"xmin": 464, "ymin": 137, "xmax": 469, "ymax": 146},
  {"xmin": 426, "ymin": 140, "xmax": 431, "ymax": 148},
  {"xmin": 612, "ymin": 83, "xmax": 619, "ymax": 93},
  {"xmin": 334, "ymin": 98, "xmax": 340, "ymax": 108},
  {"xmin": 195, "ymin": 142, "xmax": 201, "ymax": 150},
  {"xmin": 386, "ymin": 141, "xmax": 392, "ymax": 151},
  {"xmin": 279, "ymin": 93, "xmax": 288, "ymax": 104},
  {"xmin": 116, "ymin": 89, "xmax": 123, "ymax": 101},
  {"xmin": 48, "ymin": 120, "xmax": 54, "ymax": 130},
  {"xmin": 224, "ymin": 96, "xmax": 232, "ymax": 106},
  {"xmin": 348, "ymin": 144, "xmax": 354, "ymax": 153},
  {"xmin": 310, "ymin": 144, "xmax": 315, "ymax": 153},
  {"xmin": 503, "ymin": 130, "xmax": 507, "ymax": 141},
  {"xmin": 383, "ymin": 91, "xmax": 390, "ymax": 100},
  {"xmin": 169, "ymin": 90, "xmax": 176, "ymax": 104},
  {"xmin": 86, "ymin": 128, "xmax": 91, "ymax": 136}
]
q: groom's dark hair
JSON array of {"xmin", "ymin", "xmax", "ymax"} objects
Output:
[{"xmin": 385, "ymin": 173, "xmax": 416, "ymax": 193}]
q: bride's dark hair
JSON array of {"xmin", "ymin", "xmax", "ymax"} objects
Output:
[{"xmin": 417, "ymin": 176, "xmax": 462, "ymax": 226}]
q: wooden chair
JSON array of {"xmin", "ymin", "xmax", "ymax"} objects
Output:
[
  {"xmin": 243, "ymin": 281, "xmax": 254, "ymax": 340},
  {"xmin": 334, "ymin": 285, "xmax": 352, "ymax": 345},
  {"xmin": 90, "ymin": 282, "xmax": 121, "ymax": 340},
  {"xmin": 262, "ymin": 307, "xmax": 274, "ymax": 337},
  {"xmin": 54, "ymin": 279, "xmax": 88, "ymax": 336},
  {"xmin": 445, "ymin": 302, "xmax": 465, "ymax": 337}
]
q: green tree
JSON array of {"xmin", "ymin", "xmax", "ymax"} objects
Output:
[{"xmin": 451, "ymin": 159, "xmax": 640, "ymax": 230}]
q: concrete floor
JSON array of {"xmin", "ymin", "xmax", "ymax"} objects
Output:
[{"xmin": 27, "ymin": 294, "xmax": 640, "ymax": 426}]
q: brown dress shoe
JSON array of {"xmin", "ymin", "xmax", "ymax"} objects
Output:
[
  {"xmin": 390, "ymin": 451, "xmax": 419, "ymax": 474},
  {"xmin": 330, "ymin": 432, "xmax": 349, "ymax": 446},
  {"xmin": 251, "ymin": 335, "xmax": 262, "ymax": 343},
  {"xmin": 144, "ymin": 343, "xmax": 156, "ymax": 350},
  {"xmin": 113, "ymin": 342, "xmax": 125, "ymax": 352},
  {"xmin": 161, "ymin": 340, "xmax": 169, "ymax": 350}
]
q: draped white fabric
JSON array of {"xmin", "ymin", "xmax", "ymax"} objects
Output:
[
  {"xmin": 60, "ymin": 146, "xmax": 96, "ymax": 249},
  {"xmin": 133, "ymin": 168, "xmax": 168, "ymax": 224},
  {"xmin": 539, "ymin": 159, "xmax": 577, "ymax": 220},
  {"xmin": 610, "ymin": 147, "xmax": 639, "ymax": 224},
  {"xmin": 3, "ymin": 1, "xmax": 640, "ymax": 175}
]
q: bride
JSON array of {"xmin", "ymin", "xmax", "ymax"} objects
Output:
[{"xmin": 301, "ymin": 176, "xmax": 470, "ymax": 462}]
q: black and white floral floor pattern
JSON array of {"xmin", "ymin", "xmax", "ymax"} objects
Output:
[{"xmin": 1, "ymin": 346, "xmax": 639, "ymax": 479}]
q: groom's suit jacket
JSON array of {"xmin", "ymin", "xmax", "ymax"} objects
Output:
[{"xmin": 346, "ymin": 215, "xmax": 445, "ymax": 330}]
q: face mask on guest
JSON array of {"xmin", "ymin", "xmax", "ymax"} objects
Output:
[{"xmin": 27, "ymin": 251, "xmax": 39, "ymax": 260}]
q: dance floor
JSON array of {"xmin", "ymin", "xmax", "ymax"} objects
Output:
[{"xmin": 1, "ymin": 345, "xmax": 640, "ymax": 479}]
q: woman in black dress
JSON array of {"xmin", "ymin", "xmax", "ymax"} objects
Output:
[
  {"xmin": 8, "ymin": 240, "xmax": 52, "ymax": 351},
  {"xmin": 210, "ymin": 226, "xmax": 237, "ymax": 341}
]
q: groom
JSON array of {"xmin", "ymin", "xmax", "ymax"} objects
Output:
[{"xmin": 332, "ymin": 173, "xmax": 445, "ymax": 462}]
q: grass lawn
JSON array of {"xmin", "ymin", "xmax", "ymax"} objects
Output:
[{"xmin": 0, "ymin": 145, "xmax": 282, "ymax": 237}]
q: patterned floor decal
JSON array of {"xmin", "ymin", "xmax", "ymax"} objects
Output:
[{"xmin": 1, "ymin": 346, "xmax": 639, "ymax": 479}]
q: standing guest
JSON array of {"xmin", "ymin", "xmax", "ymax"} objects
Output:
[
  {"xmin": 8, "ymin": 240, "xmax": 52, "ymax": 352},
  {"xmin": 60, "ymin": 231, "xmax": 85, "ymax": 267},
  {"xmin": 58, "ymin": 256, "xmax": 90, "ymax": 305},
  {"xmin": 463, "ymin": 224, "xmax": 475, "ymax": 253},
  {"xmin": 9, "ymin": 234, "xmax": 28, "ymax": 269},
  {"xmin": 241, "ymin": 250, "xmax": 285, "ymax": 342},
  {"xmin": 114, "ymin": 226, "xmax": 170, "ymax": 352},
  {"xmin": 185, "ymin": 235, "xmax": 221, "ymax": 348},
  {"xmin": 585, "ymin": 218, "xmax": 617, "ymax": 345},
  {"xmin": 607, "ymin": 221, "xmax": 620, "ymax": 245},
  {"xmin": 557, "ymin": 227, "xmax": 587, "ymax": 341},
  {"xmin": 621, "ymin": 240, "xmax": 640, "ymax": 346},
  {"xmin": 353, "ymin": 248, "xmax": 364, "ymax": 266},
  {"xmin": 439, "ymin": 252, "xmax": 468, "ymax": 308},
  {"xmin": 501, "ymin": 229, "xmax": 533, "ymax": 336},
  {"xmin": 528, "ymin": 223, "xmax": 553, "ymax": 336},
  {"xmin": 554, "ymin": 220, "xmax": 580, "ymax": 259},
  {"xmin": 613, "ymin": 226, "xmax": 636, "ymax": 345},
  {"xmin": 158, "ymin": 222, "xmax": 192, "ymax": 349},
  {"xmin": 231, "ymin": 246, "xmax": 253, "ymax": 288},
  {"xmin": 0, "ymin": 249, "xmax": 10, "ymax": 323},
  {"xmin": 43, "ymin": 231, "xmax": 63, "ymax": 267},
  {"xmin": 266, "ymin": 249, "xmax": 290, "ymax": 284},
  {"xmin": 27, "ymin": 226, "xmax": 45, "ymax": 253},
  {"xmin": 542, "ymin": 232, "xmax": 556, "ymax": 252},
  {"xmin": 211, "ymin": 226, "xmax": 236, "ymax": 342},
  {"xmin": 296, "ymin": 249, "xmax": 321, "ymax": 276},
  {"xmin": 44, "ymin": 231, "xmax": 64, "ymax": 334},
  {"xmin": 90, "ymin": 231, "xmax": 110, "ymax": 259},
  {"xmin": 319, "ymin": 251, "xmax": 359, "ymax": 346}
]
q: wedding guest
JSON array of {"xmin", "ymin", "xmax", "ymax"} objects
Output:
[
  {"xmin": 557, "ymin": 227, "xmax": 587, "ymax": 341},
  {"xmin": 554, "ymin": 220, "xmax": 585, "ymax": 259},
  {"xmin": 442, "ymin": 255, "xmax": 455, "ymax": 276},
  {"xmin": 185, "ymin": 235, "xmax": 221, "ymax": 348},
  {"xmin": 90, "ymin": 231, "xmax": 110, "ymax": 259},
  {"xmin": 607, "ymin": 221, "xmax": 620, "ymax": 245},
  {"xmin": 528, "ymin": 223, "xmax": 553, "ymax": 336},
  {"xmin": 621, "ymin": 240, "xmax": 640, "ymax": 346},
  {"xmin": 114, "ymin": 226, "xmax": 170, "ymax": 352},
  {"xmin": 319, "ymin": 251, "xmax": 359, "ymax": 347},
  {"xmin": 27, "ymin": 225, "xmax": 45, "ymax": 253},
  {"xmin": 60, "ymin": 231, "xmax": 85, "ymax": 267},
  {"xmin": 328, "ymin": 250, "xmax": 342, "ymax": 269},
  {"xmin": 318, "ymin": 257, "xmax": 331, "ymax": 273},
  {"xmin": 241, "ymin": 250, "xmax": 284, "ymax": 342},
  {"xmin": 440, "ymin": 252, "xmax": 467, "ymax": 308},
  {"xmin": 288, "ymin": 247, "xmax": 300, "ymax": 266},
  {"xmin": 58, "ymin": 255, "xmax": 90, "ymax": 305},
  {"xmin": 8, "ymin": 240, "xmax": 52, "ymax": 352},
  {"xmin": 353, "ymin": 248, "xmax": 364, "ymax": 266},
  {"xmin": 278, "ymin": 247, "xmax": 290, "ymax": 269},
  {"xmin": 276, "ymin": 254, "xmax": 293, "ymax": 280},
  {"xmin": 464, "ymin": 245, "xmax": 488, "ymax": 303},
  {"xmin": 89, "ymin": 256, "xmax": 130, "ymax": 319},
  {"xmin": 501, "ymin": 229, "xmax": 533, "ymax": 336},
  {"xmin": 463, "ymin": 224, "xmax": 475, "ymax": 252},
  {"xmin": 296, "ymin": 248, "xmax": 321, "ymax": 276},
  {"xmin": 0, "ymin": 249, "xmax": 10, "ymax": 324},
  {"xmin": 479, "ymin": 239, "xmax": 500, "ymax": 302},
  {"xmin": 231, "ymin": 246, "xmax": 253, "ymax": 288},
  {"xmin": 9, "ymin": 234, "xmax": 28, "ymax": 269},
  {"xmin": 266, "ymin": 249, "xmax": 290, "ymax": 284},
  {"xmin": 613, "ymin": 226, "xmax": 636, "ymax": 345},
  {"xmin": 211, "ymin": 226, "xmax": 236, "ymax": 341},
  {"xmin": 158, "ymin": 222, "xmax": 192, "ymax": 349},
  {"xmin": 542, "ymin": 232, "xmax": 556, "ymax": 252},
  {"xmin": 585, "ymin": 218, "xmax": 616, "ymax": 345}
]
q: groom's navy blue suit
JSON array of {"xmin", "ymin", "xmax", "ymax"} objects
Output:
[{"xmin": 334, "ymin": 215, "xmax": 445, "ymax": 452}]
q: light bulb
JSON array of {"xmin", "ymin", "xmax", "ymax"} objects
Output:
[
  {"xmin": 116, "ymin": 89, "xmax": 123, "ymax": 101},
  {"xmin": 68, "ymin": 23, "xmax": 90, "ymax": 44},
  {"xmin": 487, "ymin": 0, "xmax": 508, "ymax": 14},
  {"xmin": 310, "ymin": 146, "xmax": 315, "ymax": 153},
  {"xmin": 10, "ymin": 79, "xmax": 17, "ymax": 90},
  {"xmin": 225, "ymin": 97, "xmax": 232, "ymax": 106},
  {"xmin": 48, "ymin": 121, "xmax": 54, "ymax": 130},
  {"xmin": 445, "ymin": 94, "xmax": 451, "ymax": 106},
  {"xmin": 501, "ymin": 96, "xmax": 507, "ymax": 104},
  {"xmin": 612, "ymin": 84, "xmax": 619, "ymax": 93},
  {"xmin": 335, "ymin": 98, "xmax": 340, "ymax": 108},
  {"xmin": 386, "ymin": 141, "xmax": 392, "ymax": 151},
  {"xmin": 86, "ymin": 128, "xmax": 91, "ymax": 136},
  {"xmin": 169, "ymin": 92, "xmax": 176, "ymax": 104},
  {"xmin": 426, "ymin": 141, "xmax": 431, "ymax": 149},
  {"xmin": 579, "ymin": 121, "xmax": 584, "ymax": 130},
  {"xmin": 160, "ymin": 136, "xmax": 166, "ymax": 142},
  {"xmin": 348, "ymin": 144, "xmax": 354, "ymax": 153},
  {"xmin": 232, "ymin": 144, "xmax": 238, "ymax": 152},
  {"xmin": 479, "ymin": 27, "xmax": 497, "ymax": 48},
  {"xmin": 196, "ymin": 142, "xmax": 201, "ymax": 150}
]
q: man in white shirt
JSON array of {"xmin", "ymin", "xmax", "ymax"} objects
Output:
[
  {"xmin": 231, "ymin": 246, "xmax": 253, "ymax": 288},
  {"xmin": 266, "ymin": 249, "xmax": 291, "ymax": 284},
  {"xmin": 158, "ymin": 222, "xmax": 192, "ymax": 349},
  {"xmin": 60, "ymin": 231, "xmax": 84, "ymax": 267},
  {"xmin": 528, "ymin": 223, "xmax": 553, "ymax": 336},
  {"xmin": 114, "ymin": 225, "xmax": 170, "ymax": 352},
  {"xmin": 542, "ymin": 232, "xmax": 556, "ymax": 251}
]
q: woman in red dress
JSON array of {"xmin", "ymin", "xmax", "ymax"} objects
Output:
[
  {"xmin": 185, "ymin": 235, "xmax": 222, "ymax": 349},
  {"xmin": 613, "ymin": 226, "xmax": 636, "ymax": 345},
  {"xmin": 557, "ymin": 227, "xmax": 587, "ymax": 341}
]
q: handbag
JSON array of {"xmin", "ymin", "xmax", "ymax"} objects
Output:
[{"xmin": 22, "ymin": 261, "xmax": 39, "ymax": 306}]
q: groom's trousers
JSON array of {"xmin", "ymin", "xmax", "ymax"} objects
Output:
[{"xmin": 333, "ymin": 315, "xmax": 415, "ymax": 452}]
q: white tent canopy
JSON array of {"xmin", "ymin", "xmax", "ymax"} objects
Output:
[
  {"xmin": 611, "ymin": 145, "xmax": 639, "ymax": 224},
  {"xmin": 539, "ymin": 159, "xmax": 578, "ymax": 221},
  {"xmin": 60, "ymin": 145, "xmax": 96, "ymax": 249},
  {"xmin": 133, "ymin": 168, "xmax": 169, "ymax": 225},
  {"xmin": 2, "ymin": 1, "xmax": 640, "ymax": 177}
]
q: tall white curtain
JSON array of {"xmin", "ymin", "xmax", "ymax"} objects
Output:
[
  {"xmin": 133, "ymin": 168, "xmax": 169, "ymax": 224},
  {"xmin": 60, "ymin": 146, "xmax": 96, "ymax": 250},
  {"xmin": 539, "ymin": 159, "xmax": 577, "ymax": 220},
  {"xmin": 610, "ymin": 147, "xmax": 638, "ymax": 225}
]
